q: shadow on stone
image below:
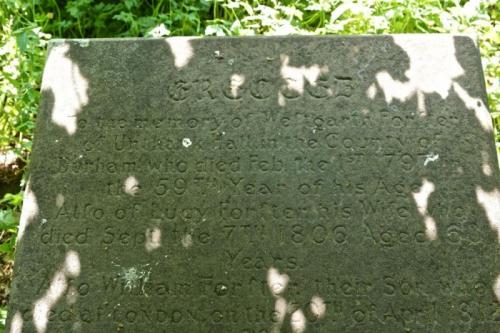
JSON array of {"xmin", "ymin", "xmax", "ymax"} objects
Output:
[{"xmin": 6, "ymin": 35, "xmax": 500, "ymax": 333}]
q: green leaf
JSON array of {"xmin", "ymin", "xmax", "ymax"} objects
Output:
[
  {"xmin": 124, "ymin": 0, "xmax": 140, "ymax": 10},
  {"xmin": 15, "ymin": 31, "xmax": 28, "ymax": 53},
  {"xmin": 0, "ymin": 240, "xmax": 14, "ymax": 256},
  {"xmin": 0, "ymin": 209, "xmax": 18, "ymax": 230},
  {"xmin": 113, "ymin": 12, "xmax": 135, "ymax": 24}
]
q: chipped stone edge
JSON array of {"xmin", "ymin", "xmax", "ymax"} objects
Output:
[{"xmin": 47, "ymin": 33, "xmax": 480, "ymax": 43}]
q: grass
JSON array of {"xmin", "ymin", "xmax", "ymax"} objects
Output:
[{"xmin": 0, "ymin": 0, "xmax": 498, "ymax": 328}]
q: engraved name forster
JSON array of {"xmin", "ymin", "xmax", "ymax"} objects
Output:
[{"xmin": 6, "ymin": 36, "xmax": 500, "ymax": 333}]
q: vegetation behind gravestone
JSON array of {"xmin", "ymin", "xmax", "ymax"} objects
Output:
[{"xmin": 0, "ymin": 0, "xmax": 498, "ymax": 330}]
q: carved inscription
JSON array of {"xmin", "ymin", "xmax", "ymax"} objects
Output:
[{"xmin": 7, "ymin": 37, "xmax": 499, "ymax": 333}]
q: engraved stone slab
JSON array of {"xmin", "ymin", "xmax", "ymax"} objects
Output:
[{"xmin": 6, "ymin": 36, "xmax": 500, "ymax": 332}]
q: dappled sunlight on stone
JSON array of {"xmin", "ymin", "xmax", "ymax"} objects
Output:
[
  {"xmin": 267, "ymin": 267, "xmax": 289, "ymax": 296},
  {"xmin": 33, "ymin": 251, "xmax": 81, "ymax": 333},
  {"xmin": 165, "ymin": 37, "xmax": 197, "ymax": 69},
  {"xmin": 291, "ymin": 309, "xmax": 306, "ymax": 333},
  {"xmin": 145, "ymin": 227, "xmax": 162, "ymax": 252},
  {"xmin": 494, "ymin": 275, "xmax": 500, "ymax": 302},
  {"xmin": 43, "ymin": 43, "xmax": 89, "ymax": 135},
  {"xmin": 423, "ymin": 216, "xmax": 437, "ymax": 241},
  {"xmin": 17, "ymin": 181, "xmax": 38, "ymax": 242},
  {"xmin": 266, "ymin": 267, "xmax": 327, "ymax": 332},
  {"xmin": 482, "ymin": 163, "xmax": 493, "ymax": 176},
  {"xmin": 9, "ymin": 311, "xmax": 22, "ymax": 333},
  {"xmin": 376, "ymin": 71, "xmax": 416, "ymax": 103},
  {"xmin": 424, "ymin": 152, "xmax": 439, "ymax": 166},
  {"xmin": 272, "ymin": 297, "xmax": 287, "ymax": 332},
  {"xmin": 267, "ymin": 267, "xmax": 289, "ymax": 332},
  {"xmin": 376, "ymin": 35, "xmax": 464, "ymax": 116},
  {"xmin": 413, "ymin": 179, "xmax": 437, "ymax": 240},
  {"xmin": 453, "ymin": 82, "xmax": 493, "ymax": 132},
  {"xmin": 310, "ymin": 295, "xmax": 326, "ymax": 319},
  {"xmin": 55, "ymin": 193, "xmax": 65, "ymax": 208},
  {"xmin": 229, "ymin": 74, "xmax": 245, "ymax": 98},
  {"xmin": 366, "ymin": 83, "xmax": 377, "ymax": 100},
  {"xmin": 65, "ymin": 250, "xmax": 81, "ymax": 276},
  {"xmin": 6, "ymin": 36, "xmax": 499, "ymax": 332},
  {"xmin": 278, "ymin": 54, "xmax": 329, "ymax": 106},
  {"xmin": 475, "ymin": 186, "xmax": 500, "ymax": 243},
  {"xmin": 182, "ymin": 137, "xmax": 192, "ymax": 148},
  {"xmin": 33, "ymin": 272, "xmax": 67, "ymax": 332},
  {"xmin": 481, "ymin": 150, "xmax": 493, "ymax": 176},
  {"xmin": 123, "ymin": 175, "xmax": 140, "ymax": 196},
  {"xmin": 66, "ymin": 286, "xmax": 78, "ymax": 305},
  {"xmin": 181, "ymin": 234, "xmax": 193, "ymax": 249},
  {"xmin": 392, "ymin": 35, "xmax": 464, "ymax": 96}
]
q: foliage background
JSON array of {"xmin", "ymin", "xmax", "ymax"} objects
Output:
[{"xmin": 0, "ymin": 0, "xmax": 498, "ymax": 329}]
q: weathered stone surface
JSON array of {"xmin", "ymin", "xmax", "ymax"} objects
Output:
[{"xmin": 6, "ymin": 35, "xmax": 500, "ymax": 332}]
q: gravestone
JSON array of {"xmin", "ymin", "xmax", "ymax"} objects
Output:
[{"xmin": 6, "ymin": 35, "xmax": 500, "ymax": 332}]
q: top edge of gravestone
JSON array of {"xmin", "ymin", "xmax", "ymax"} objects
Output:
[{"xmin": 48, "ymin": 33, "xmax": 479, "ymax": 45}]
